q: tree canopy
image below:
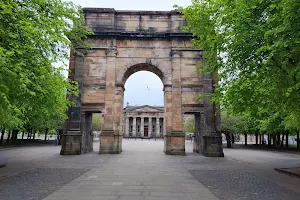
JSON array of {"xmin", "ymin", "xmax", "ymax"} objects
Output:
[
  {"xmin": 177, "ymin": 0, "xmax": 300, "ymax": 135},
  {"xmin": 0, "ymin": 0, "xmax": 90, "ymax": 132},
  {"xmin": 184, "ymin": 117, "xmax": 195, "ymax": 133},
  {"xmin": 92, "ymin": 114, "xmax": 102, "ymax": 131}
]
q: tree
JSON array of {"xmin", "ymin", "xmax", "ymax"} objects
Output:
[
  {"xmin": 0, "ymin": 0, "xmax": 90, "ymax": 133},
  {"xmin": 177, "ymin": 0, "xmax": 300, "ymax": 137},
  {"xmin": 92, "ymin": 114, "xmax": 102, "ymax": 131},
  {"xmin": 184, "ymin": 117, "xmax": 195, "ymax": 133},
  {"xmin": 221, "ymin": 111, "xmax": 249, "ymax": 148}
]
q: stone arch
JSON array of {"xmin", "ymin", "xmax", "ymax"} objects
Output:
[
  {"xmin": 122, "ymin": 63, "xmax": 165, "ymax": 86},
  {"xmin": 61, "ymin": 8, "xmax": 224, "ymax": 157}
]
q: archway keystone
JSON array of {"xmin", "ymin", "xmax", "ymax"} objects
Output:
[{"xmin": 60, "ymin": 8, "xmax": 224, "ymax": 157}]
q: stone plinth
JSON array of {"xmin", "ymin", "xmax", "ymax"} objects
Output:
[
  {"xmin": 200, "ymin": 135, "xmax": 224, "ymax": 157},
  {"xmin": 164, "ymin": 131, "xmax": 186, "ymax": 155},
  {"xmin": 99, "ymin": 130, "xmax": 122, "ymax": 154},
  {"xmin": 60, "ymin": 131, "xmax": 82, "ymax": 155}
]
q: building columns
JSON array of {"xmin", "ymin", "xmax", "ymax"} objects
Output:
[
  {"xmin": 148, "ymin": 117, "xmax": 152, "ymax": 137},
  {"xmin": 141, "ymin": 117, "xmax": 144, "ymax": 137},
  {"xmin": 133, "ymin": 117, "xmax": 136, "ymax": 137},
  {"xmin": 156, "ymin": 118, "xmax": 160, "ymax": 137},
  {"xmin": 125, "ymin": 117, "xmax": 129, "ymax": 137}
]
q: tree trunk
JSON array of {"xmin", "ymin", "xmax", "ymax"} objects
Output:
[
  {"xmin": 255, "ymin": 134, "xmax": 258, "ymax": 145},
  {"xmin": 12, "ymin": 130, "xmax": 18, "ymax": 141},
  {"xmin": 27, "ymin": 129, "xmax": 31, "ymax": 139},
  {"xmin": 281, "ymin": 134, "xmax": 284, "ymax": 147},
  {"xmin": 22, "ymin": 131, "xmax": 25, "ymax": 140},
  {"xmin": 267, "ymin": 134, "xmax": 271, "ymax": 148},
  {"xmin": 285, "ymin": 131, "xmax": 289, "ymax": 148},
  {"xmin": 32, "ymin": 130, "xmax": 36, "ymax": 141},
  {"xmin": 11, "ymin": 130, "xmax": 16, "ymax": 144},
  {"xmin": 272, "ymin": 134, "xmax": 276, "ymax": 146},
  {"xmin": 225, "ymin": 133, "xmax": 232, "ymax": 148},
  {"xmin": 276, "ymin": 134, "xmax": 280, "ymax": 146},
  {"xmin": 11, "ymin": 130, "xmax": 15, "ymax": 141},
  {"xmin": 297, "ymin": 131, "xmax": 299, "ymax": 149},
  {"xmin": 44, "ymin": 128, "xmax": 48, "ymax": 143},
  {"xmin": 57, "ymin": 129, "xmax": 63, "ymax": 145},
  {"xmin": 262, "ymin": 134, "xmax": 265, "ymax": 145},
  {"xmin": 244, "ymin": 134, "xmax": 248, "ymax": 146},
  {"xmin": 6, "ymin": 130, "xmax": 11, "ymax": 144},
  {"xmin": 0, "ymin": 129, "xmax": 5, "ymax": 145},
  {"xmin": 259, "ymin": 135, "xmax": 262, "ymax": 145}
]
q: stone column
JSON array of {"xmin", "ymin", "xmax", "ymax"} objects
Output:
[
  {"xmin": 60, "ymin": 52, "xmax": 84, "ymax": 155},
  {"xmin": 125, "ymin": 117, "xmax": 129, "ymax": 137},
  {"xmin": 156, "ymin": 118, "xmax": 160, "ymax": 137},
  {"xmin": 133, "ymin": 117, "xmax": 136, "ymax": 137},
  {"xmin": 200, "ymin": 73, "xmax": 224, "ymax": 157},
  {"xmin": 100, "ymin": 47, "xmax": 122, "ymax": 154},
  {"xmin": 148, "ymin": 117, "xmax": 152, "ymax": 137},
  {"xmin": 164, "ymin": 50, "xmax": 185, "ymax": 155},
  {"xmin": 141, "ymin": 117, "xmax": 144, "ymax": 137},
  {"xmin": 194, "ymin": 113, "xmax": 201, "ymax": 153}
]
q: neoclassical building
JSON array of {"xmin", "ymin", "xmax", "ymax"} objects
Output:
[{"xmin": 123, "ymin": 105, "xmax": 164, "ymax": 138}]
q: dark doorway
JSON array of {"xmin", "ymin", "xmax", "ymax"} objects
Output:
[{"xmin": 144, "ymin": 127, "xmax": 148, "ymax": 137}]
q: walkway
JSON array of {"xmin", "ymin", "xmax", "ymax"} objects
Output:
[
  {"xmin": 1, "ymin": 139, "xmax": 300, "ymax": 200},
  {"xmin": 43, "ymin": 140, "xmax": 217, "ymax": 200}
]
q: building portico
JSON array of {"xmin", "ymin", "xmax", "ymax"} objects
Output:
[{"xmin": 123, "ymin": 105, "xmax": 164, "ymax": 138}]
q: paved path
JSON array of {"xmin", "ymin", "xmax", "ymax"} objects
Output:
[
  {"xmin": 43, "ymin": 140, "xmax": 217, "ymax": 200},
  {"xmin": 1, "ymin": 139, "xmax": 300, "ymax": 200}
]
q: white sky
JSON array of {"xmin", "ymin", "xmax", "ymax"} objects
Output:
[
  {"xmin": 69, "ymin": 0, "xmax": 191, "ymax": 10},
  {"xmin": 68, "ymin": 0, "xmax": 192, "ymax": 107}
]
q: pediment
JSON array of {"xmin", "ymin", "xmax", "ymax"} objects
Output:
[{"xmin": 127, "ymin": 105, "xmax": 163, "ymax": 113}]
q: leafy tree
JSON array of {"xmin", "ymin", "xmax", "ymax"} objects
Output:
[
  {"xmin": 177, "ymin": 0, "xmax": 300, "ymax": 141},
  {"xmin": 184, "ymin": 117, "xmax": 195, "ymax": 133},
  {"xmin": 92, "ymin": 114, "xmax": 102, "ymax": 131},
  {"xmin": 0, "ymin": 0, "xmax": 90, "ymax": 134}
]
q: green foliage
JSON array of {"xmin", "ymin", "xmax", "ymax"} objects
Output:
[
  {"xmin": 92, "ymin": 114, "xmax": 102, "ymax": 131},
  {"xmin": 184, "ymin": 117, "xmax": 195, "ymax": 133},
  {"xmin": 221, "ymin": 111, "xmax": 255, "ymax": 135},
  {"xmin": 0, "ymin": 0, "xmax": 90, "ymax": 131},
  {"xmin": 177, "ymin": 0, "xmax": 300, "ymax": 134},
  {"xmin": 48, "ymin": 129, "xmax": 57, "ymax": 135}
]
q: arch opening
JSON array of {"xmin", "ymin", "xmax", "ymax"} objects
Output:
[
  {"xmin": 122, "ymin": 63, "xmax": 164, "ymax": 86},
  {"xmin": 122, "ymin": 65, "xmax": 165, "ymax": 142}
]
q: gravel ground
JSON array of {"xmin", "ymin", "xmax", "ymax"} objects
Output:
[
  {"xmin": 189, "ymin": 169, "xmax": 299, "ymax": 200},
  {"xmin": 0, "ymin": 168, "xmax": 89, "ymax": 200}
]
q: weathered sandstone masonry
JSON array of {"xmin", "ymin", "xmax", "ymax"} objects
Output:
[{"xmin": 60, "ymin": 8, "xmax": 224, "ymax": 157}]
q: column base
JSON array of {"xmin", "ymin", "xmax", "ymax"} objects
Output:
[
  {"xmin": 193, "ymin": 136, "xmax": 199, "ymax": 153},
  {"xmin": 164, "ymin": 131, "xmax": 186, "ymax": 156},
  {"xmin": 99, "ymin": 130, "xmax": 122, "ymax": 154},
  {"xmin": 200, "ymin": 135, "xmax": 224, "ymax": 157},
  {"xmin": 60, "ymin": 130, "xmax": 82, "ymax": 155}
]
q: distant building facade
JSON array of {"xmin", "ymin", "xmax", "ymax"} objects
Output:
[{"xmin": 123, "ymin": 105, "xmax": 164, "ymax": 138}]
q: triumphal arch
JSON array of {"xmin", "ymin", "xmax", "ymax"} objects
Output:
[{"xmin": 60, "ymin": 8, "xmax": 224, "ymax": 157}]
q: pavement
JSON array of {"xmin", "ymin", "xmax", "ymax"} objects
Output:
[
  {"xmin": 275, "ymin": 167, "xmax": 300, "ymax": 178},
  {"xmin": 1, "ymin": 139, "xmax": 300, "ymax": 200}
]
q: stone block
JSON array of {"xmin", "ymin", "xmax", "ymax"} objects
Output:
[
  {"xmin": 164, "ymin": 131, "xmax": 185, "ymax": 155},
  {"xmin": 200, "ymin": 135, "xmax": 224, "ymax": 157},
  {"xmin": 60, "ymin": 131, "xmax": 82, "ymax": 155},
  {"xmin": 99, "ymin": 130, "xmax": 122, "ymax": 154}
]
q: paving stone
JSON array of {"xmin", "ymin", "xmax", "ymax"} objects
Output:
[
  {"xmin": 0, "ymin": 168, "xmax": 89, "ymax": 200},
  {"xmin": 189, "ymin": 169, "xmax": 299, "ymax": 200},
  {"xmin": 2, "ymin": 140, "xmax": 300, "ymax": 200}
]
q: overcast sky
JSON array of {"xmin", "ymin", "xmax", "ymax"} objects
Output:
[{"xmin": 68, "ymin": 0, "xmax": 192, "ymax": 107}]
